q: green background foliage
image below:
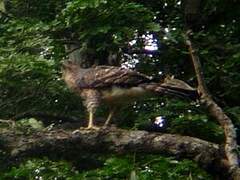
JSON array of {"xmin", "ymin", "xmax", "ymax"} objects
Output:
[
  {"xmin": 1, "ymin": 155, "xmax": 212, "ymax": 180},
  {"xmin": 0, "ymin": 0, "xmax": 239, "ymax": 179}
]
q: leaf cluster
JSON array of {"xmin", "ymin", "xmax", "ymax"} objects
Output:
[
  {"xmin": 0, "ymin": 155, "xmax": 212, "ymax": 180},
  {"xmin": 55, "ymin": 0, "xmax": 160, "ymax": 51}
]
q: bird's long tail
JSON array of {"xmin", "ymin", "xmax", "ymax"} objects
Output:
[{"xmin": 140, "ymin": 76, "xmax": 199, "ymax": 100}]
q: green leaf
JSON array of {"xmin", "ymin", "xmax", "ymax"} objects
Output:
[{"xmin": 147, "ymin": 23, "xmax": 161, "ymax": 32}]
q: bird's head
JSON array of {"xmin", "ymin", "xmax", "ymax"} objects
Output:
[
  {"xmin": 62, "ymin": 60, "xmax": 79, "ymax": 70},
  {"xmin": 62, "ymin": 60, "xmax": 82, "ymax": 81}
]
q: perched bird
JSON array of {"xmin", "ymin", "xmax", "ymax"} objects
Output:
[{"xmin": 62, "ymin": 60, "xmax": 198, "ymax": 130}]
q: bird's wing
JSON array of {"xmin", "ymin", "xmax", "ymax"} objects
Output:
[{"xmin": 77, "ymin": 66, "xmax": 152, "ymax": 88}]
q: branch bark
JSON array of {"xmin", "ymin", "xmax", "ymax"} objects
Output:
[
  {"xmin": 1, "ymin": 127, "xmax": 224, "ymax": 173},
  {"xmin": 185, "ymin": 31, "xmax": 240, "ymax": 179}
]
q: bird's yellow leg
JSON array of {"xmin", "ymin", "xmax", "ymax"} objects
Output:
[
  {"xmin": 86, "ymin": 110, "xmax": 99, "ymax": 130},
  {"xmin": 103, "ymin": 109, "xmax": 115, "ymax": 127},
  {"xmin": 87, "ymin": 111, "xmax": 93, "ymax": 128},
  {"xmin": 72, "ymin": 110, "xmax": 99, "ymax": 134}
]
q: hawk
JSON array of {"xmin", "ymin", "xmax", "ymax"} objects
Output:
[{"xmin": 62, "ymin": 61, "xmax": 198, "ymax": 130}]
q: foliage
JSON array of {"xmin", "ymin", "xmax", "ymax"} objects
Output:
[
  {"xmin": 0, "ymin": 54, "xmax": 85, "ymax": 121},
  {"xmin": 0, "ymin": 0, "xmax": 240, "ymax": 178},
  {"xmin": 134, "ymin": 98, "xmax": 224, "ymax": 143},
  {"xmin": 1, "ymin": 158, "xmax": 76, "ymax": 180},
  {"xmin": 0, "ymin": 155, "xmax": 212, "ymax": 180},
  {"xmin": 55, "ymin": 0, "xmax": 160, "ymax": 52}
]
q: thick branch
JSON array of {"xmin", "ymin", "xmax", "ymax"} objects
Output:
[
  {"xmin": 185, "ymin": 32, "xmax": 240, "ymax": 179},
  {"xmin": 0, "ymin": 127, "xmax": 225, "ymax": 173}
]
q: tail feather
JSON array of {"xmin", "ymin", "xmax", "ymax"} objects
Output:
[
  {"xmin": 154, "ymin": 85, "xmax": 198, "ymax": 100},
  {"xmin": 140, "ymin": 77, "xmax": 199, "ymax": 100}
]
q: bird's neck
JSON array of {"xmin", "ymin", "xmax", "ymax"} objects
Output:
[{"xmin": 63, "ymin": 69, "xmax": 80, "ymax": 91}]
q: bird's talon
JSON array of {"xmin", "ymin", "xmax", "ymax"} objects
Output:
[
  {"xmin": 72, "ymin": 126, "xmax": 99, "ymax": 134},
  {"xmin": 86, "ymin": 126, "xmax": 100, "ymax": 130}
]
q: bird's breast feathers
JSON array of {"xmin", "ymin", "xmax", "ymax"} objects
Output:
[{"xmin": 101, "ymin": 86, "xmax": 149, "ymax": 103}]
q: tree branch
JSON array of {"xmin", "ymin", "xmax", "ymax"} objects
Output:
[
  {"xmin": 0, "ymin": 127, "xmax": 225, "ymax": 173},
  {"xmin": 185, "ymin": 31, "xmax": 240, "ymax": 179}
]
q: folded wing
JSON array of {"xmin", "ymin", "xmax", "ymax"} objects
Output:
[{"xmin": 77, "ymin": 66, "xmax": 153, "ymax": 88}]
